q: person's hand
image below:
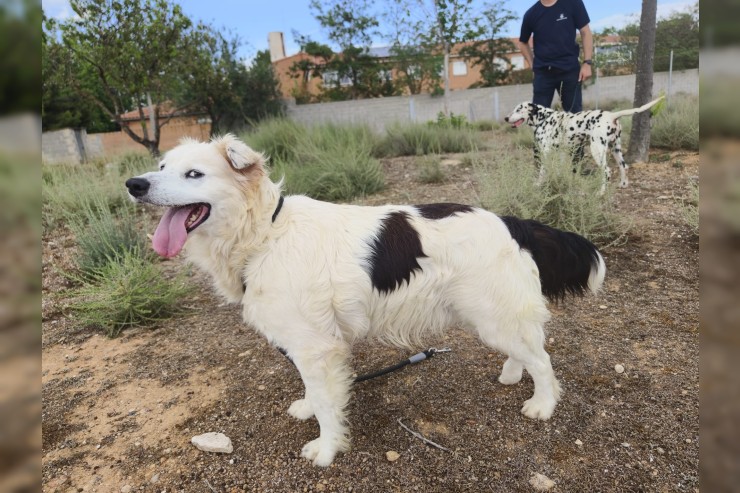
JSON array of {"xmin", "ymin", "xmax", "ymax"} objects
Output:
[{"xmin": 579, "ymin": 63, "xmax": 592, "ymax": 82}]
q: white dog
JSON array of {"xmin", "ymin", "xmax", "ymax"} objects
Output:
[
  {"xmin": 125, "ymin": 134, "xmax": 606, "ymax": 467},
  {"xmin": 505, "ymin": 97, "xmax": 664, "ymax": 191}
]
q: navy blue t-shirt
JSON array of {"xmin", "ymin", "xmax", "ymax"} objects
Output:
[{"xmin": 520, "ymin": 0, "xmax": 590, "ymax": 73}]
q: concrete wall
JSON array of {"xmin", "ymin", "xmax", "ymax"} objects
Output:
[
  {"xmin": 286, "ymin": 69, "xmax": 699, "ymax": 132},
  {"xmin": 41, "ymin": 129, "xmax": 86, "ymax": 164},
  {"xmin": 42, "ymin": 117, "xmax": 212, "ymax": 164}
]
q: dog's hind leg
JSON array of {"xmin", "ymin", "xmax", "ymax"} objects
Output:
[
  {"xmin": 611, "ymin": 134, "xmax": 629, "ymax": 188},
  {"xmin": 590, "ymin": 138, "xmax": 611, "ymax": 194},
  {"xmin": 485, "ymin": 324, "xmax": 560, "ymax": 420},
  {"xmin": 290, "ymin": 342, "xmax": 352, "ymax": 467}
]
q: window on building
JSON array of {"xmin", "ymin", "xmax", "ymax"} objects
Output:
[
  {"xmin": 510, "ymin": 55, "xmax": 526, "ymax": 70},
  {"xmin": 323, "ymin": 71, "xmax": 338, "ymax": 86},
  {"xmin": 452, "ymin": 60, "xmax": 467, "ymax": 76}
]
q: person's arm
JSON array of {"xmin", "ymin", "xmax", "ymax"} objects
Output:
[
  {"xmin": 519, "ymin": 40, "xmax": 535, "ymax": 70},
  {"xmin": 579, "ymin": 24, "xmax": 593, "ymax": 81}
]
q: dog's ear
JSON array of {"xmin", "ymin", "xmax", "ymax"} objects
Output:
[
  {"xmin": 528, "ymin": 103, "xmax": 539, "ymax": 123},
  {"xmin": 212, "ymin": 134, "xmax": 266, "ymax": 175}
]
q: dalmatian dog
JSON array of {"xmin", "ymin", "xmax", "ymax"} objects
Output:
[{"xmin": 505, "ymin": 97, "xmax": 664, "ymax": 192}]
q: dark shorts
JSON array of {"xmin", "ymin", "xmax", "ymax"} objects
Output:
[{"xmin": 533, "ymin": 68, "xmax": 582, "ymax": 113}]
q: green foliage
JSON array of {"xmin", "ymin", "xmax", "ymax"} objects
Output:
[
  {"xmin": 600, "ymin": 5, "xmax": 698, "ymax": 73},
  {"xmin": 459, "ymin": 1, "xmax": 517, "ymax": 87},
  {"xmin": 417, "ymin": 155, "xmax": 446, "ymax": 183},
  {"xmin": 429, "ymin": 112, "xmax": 469, "ymax": 128},
  {"xmin": 244, "ymin": 120, "xmax": 384, "ymax": 201},
  {"xmin": 475, "ymin": 145, "xmax": 627, "ymax": 245},
  {"xmin": 42, "ymin": 154, "xmax": 155, "ymax": 231},
  {"xmin": 471, "ymin": 120, "xmax": 499, "ymax": 131},
  {"xmin": 70, "ymin": 248, "xmax": 191, "ymax": 338},
  {"xmin": 1, "ymin": 2, "xmax": 42, "ymax": 113},
  {"xmin": 376, "ymin": 122, "xmax": 481, "ymax": 157},
  {"xmin": 71, "ymin": 197, "xmax": 152, "ymax": 278},
  {"xmin": 650, "ymin": 95, "xmax": 699, "ymax": 151}
]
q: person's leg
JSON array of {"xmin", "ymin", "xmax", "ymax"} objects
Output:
[
  {"xmin": 532, "ymin": 71, "xmax": 557, "ymax": 108},
  {"xmin": 557, "ymin": 69, "xmax": 586, "ymax": 165},
  {"xmin": 558, "ymin": 69, "xmax": 583, "ymax": 113}
]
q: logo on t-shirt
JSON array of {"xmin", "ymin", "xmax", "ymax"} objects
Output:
[{"xmin": 556, "ymin": 13, "xmax": 568, "ymax": 21}]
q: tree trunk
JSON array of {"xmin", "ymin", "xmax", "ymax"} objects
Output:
[{"xmin": 625, "ymin": 0, "xmax": 658, "ymax": 164}]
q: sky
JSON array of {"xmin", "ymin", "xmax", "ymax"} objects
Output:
[{"xmin": 43, "ymin": 0, "xmax": 695, "ymax": 61}]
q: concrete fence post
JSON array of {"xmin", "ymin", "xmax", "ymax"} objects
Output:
[
  {"xmin": 493, "ymin": 91, "xmax": 500, "ymax": 121},
  {"xmin": 409, "ymin": 97, "xmax": 416, "ymax": 123}
]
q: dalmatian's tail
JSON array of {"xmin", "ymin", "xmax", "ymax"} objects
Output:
[{"xmin": 610, "ymin": 96, "xmax": 664, "ymax": 120}]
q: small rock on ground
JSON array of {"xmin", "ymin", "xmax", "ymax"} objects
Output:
[
  {"xmin": 191, "ymin": 432, "xmax": 233, "ymax": 453},
  {"xmin": 386, "ymin": 451, "xmax": 400, "ymax": 462},
  {"xmin": 615, "ymin": 364, "xmax": 625, "ymax": 374},
  {"xmin": 529, "ymin": 473, "xmax": 555, "ymax": 491}
]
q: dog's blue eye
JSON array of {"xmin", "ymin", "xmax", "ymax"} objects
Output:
[{"xmin": 186, "ymin": 170, "xmax": 204, "ymax": 179}]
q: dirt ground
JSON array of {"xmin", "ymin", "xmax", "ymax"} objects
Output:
[{"xmin": 42, "ymin": 147, "xmax": 699, "ymax": 493}]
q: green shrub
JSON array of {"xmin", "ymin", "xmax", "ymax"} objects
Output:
[
  {"xmin": 511, "ymin": 127, "xmax": 535, "ymax": 148},
  {"xmin": 71, "ymin": 197, "xmax": 151, "ymax": 278},
  {"xmin": 42, "ymin": 154, "xmax": 155, "ymax": 231},
  {"xmin": 428, "ymin": 111, "xmax": 469, "ymax": 128},
  {"xmin": 417, "ymin": 155, "xmax": 445, "ymax": 184},
  {"xmin": 243, "ymin": 118, "xmax": 307, "ymax": 162},
  {"xmin": 70, "ymin": 249, "xmax": 191, "ymax": 338},
  {"xmin": 471, "ymin": 120, "xmax": 499, "ymax": 132},
  {"xmin": 376, "ymin": 122, "xmax": 481, "ymax": 157},
  {"xmin": 475, "ymin": 144, "xmax": 627, "ymax": 245},
  {"xmin": 651, "ymin": 95, "xmax": 699, "ymax": 151}
]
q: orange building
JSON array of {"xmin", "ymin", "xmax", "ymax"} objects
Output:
[{"xmin": 268, "ymin": 32, "xmax": 531, "ymax": 101}]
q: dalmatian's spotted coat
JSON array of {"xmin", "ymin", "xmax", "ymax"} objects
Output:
[{"xmin": 505, "ymin": 97, "xmax": 664, "ymax": 192}]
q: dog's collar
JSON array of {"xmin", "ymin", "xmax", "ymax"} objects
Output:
[{"xmin": 271, "ymin": 195, "xmax": 285, "ymax": 223}]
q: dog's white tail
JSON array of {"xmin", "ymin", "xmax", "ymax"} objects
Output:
[{"xmin": 610, "ymin": 96, "xmax": 664, "ymax": 120}]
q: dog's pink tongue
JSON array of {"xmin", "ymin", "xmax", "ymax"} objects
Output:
[{"xmin": 152, "ymin": 207, "xmax": 193, "ymax": 258}]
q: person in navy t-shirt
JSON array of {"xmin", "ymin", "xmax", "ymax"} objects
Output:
[{"xmin": 518, "ymin": 0, "xmax": 593, "ymax": 113}]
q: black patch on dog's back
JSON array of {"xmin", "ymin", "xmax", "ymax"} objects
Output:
[
  {"xmin": 500, "ymin": 216, "xmax": 601, "ymax": 301},
  {"xmin": 416, "ymin": 203, "xmax": 474, "ymax": 220},
  {"xmin": 367, "ymin": 211, "xmax": 427, "ymax": 294}
]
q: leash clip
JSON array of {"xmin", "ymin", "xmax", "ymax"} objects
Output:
[{"xmin": 429, "ymin": 347, "xmax": 452, "ymax": 354}]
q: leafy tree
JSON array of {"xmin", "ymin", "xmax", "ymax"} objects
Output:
[
  {"xmin": 599, "ymin": 3, "xmax": 698, "ymax": 74},
  {"xmin": 397, "ymin": 0, "xmax": 482, "ymax": 114},
  {"xmin": 458, "ymin": 1, "xmax": 516, "ymax": 87},
  {"xmin": 1, "ymin": 1, "xmax": 42, "ymax": 114},
  {"xmin": 182, "ymin": 27, "xmax": 283, "ymax": 135},
  {"xmin": 288, "ymin": 37, "xmax": 335, "ymax": 104},
  {"xmin": 308, "ymin": 0, "xmax": 390, "ymax": 100},
  {"xmin": 43, "ymin": 17, "xmax": 118, "ymax": 132},
  {"xmin": 383, "ymin": 0, "xmax": 442, "ymax": 95},
  {"xmin": 241, "ymin": 50, "xmax": 285, "ymax": 123},
  {"xmin": 53, "ymin": 0, "xmax": 199, "ymax": 156}
]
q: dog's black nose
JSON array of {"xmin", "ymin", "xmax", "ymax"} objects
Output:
[
  {"xmin": 504, "ymin": 116, "xmax": 509, "ymax": 122},
  {"xmin": 125, "ymin": 177, "xmax": 150, "ymax": 197}
]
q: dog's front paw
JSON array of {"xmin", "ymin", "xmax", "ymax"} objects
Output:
[
  {"xmin": 301, "ymin": 438, "xmax": 337, "ymax": 467},
  {"xmin": 521, "ymin": 396, "xmax": 557, "ymax": 420},
  {"xmin": 288, "ymin": 398, "xmax": 314, "ymax": 420}
]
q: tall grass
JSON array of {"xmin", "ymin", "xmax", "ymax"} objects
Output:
[
  {"xmin": 244, "ymin": 120, "xmax": 385, "ymax": 201},
  {"xmin": 475, "ymin": 144, "xmax": 627, "ymax": 245},
  {"xmin": 71, "ymin": 196, "xmax": 152, "ymax": 278},
  {"xmin": 651, "ymin": 95, "xmax": 699, "ymax": 151},
  {"xmin": 416, "ymin": 155, "xmax": 446, "ymax": 184},
  {"xmin": 70, "ymin": 248, "xmax": 191, "ymax": 338},
  {"xmin": 42, "ymin": 153, "xmax": 155, "ymax": 231},
  {"xmin": 375, "ymin": 122, "xmax": 481, "ymax": 157}
]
